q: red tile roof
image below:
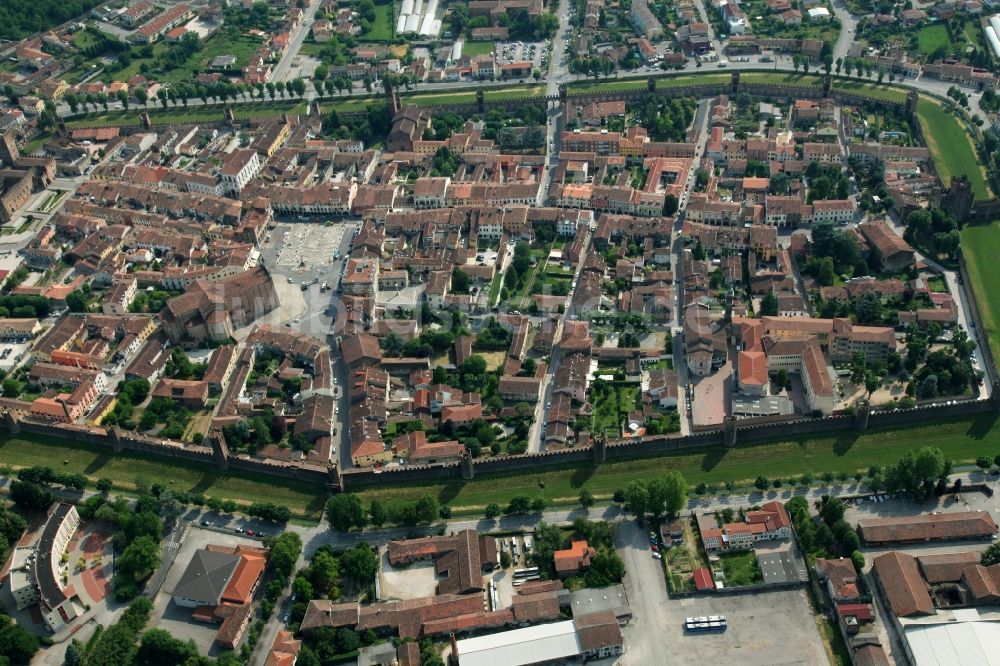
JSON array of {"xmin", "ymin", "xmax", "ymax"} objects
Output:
[
  {"xmin": 872, "ymin": 551, "xmax": 933, "ymax": 617},
  {"xmin": 693, "ymin": 567, "xmax": 714, "ymax": 591},
  {"xmin": 859, "ymin": 511, "xmax": 997, "ymax": 545}
]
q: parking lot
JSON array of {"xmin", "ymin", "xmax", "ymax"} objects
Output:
[
  {"xmin": 498, "ymin": 41, "xmax": 548, "ymax": 70},
  {"xmin": 0, "ymin": 340, "xmax": 29, "ymax": 371},
  {"xmin": 615, "ymin": 519, "xmax": 826, "ymax": 665},
  {"xmin": 150, "ymin": 527, "xmax": 264, "ymax": 657}
]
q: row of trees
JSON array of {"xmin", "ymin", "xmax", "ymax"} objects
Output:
[
  {"xmin": 326, "ymin": 493, "xmax": 444, "ymax": 532},
  {"xmin": 484, "ymin": 495, "xmax": 549, "ymax": 519},
  {"xmin": 618, "ymin": 472, "xmax": 689, "ymax": 519},
  {"xmin": 866, "ymin": 445, "xmax": 950, "ymax": 498}
]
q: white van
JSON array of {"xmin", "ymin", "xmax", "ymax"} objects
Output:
[{"xmin": 717, "ymin": 60, "xmax": 729, "ymax": 68}]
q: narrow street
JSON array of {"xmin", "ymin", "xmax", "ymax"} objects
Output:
[{"xmin": 270, "ymin": 0, "xmax": 323, "ymax": 82}]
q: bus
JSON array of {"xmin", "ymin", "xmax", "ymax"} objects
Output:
[{"xmin": 684, "ymin": 616, "xmax": 727, "ymax": 633}]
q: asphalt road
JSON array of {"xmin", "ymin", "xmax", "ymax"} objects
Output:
[{"xmin": 271, "ymin": 0, "xmax": 323, "ymax": 82}]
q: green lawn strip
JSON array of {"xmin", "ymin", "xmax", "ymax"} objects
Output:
[
  {"xmin": 916, "ymin": 97, "xmax": 989, "ymax": 199},
  {"xmin": 0, "ymin": 433, "xmax": 326, "ymax": 521},
  {"xmin": 233, "ymin": 101, "xmax": 307, "ymax": 119},
  {"xmin": 65, "ymin": 100, "xmax": 305, "ymax": 128},
  {"xmin": 740, "ymin": 72, "xmax": 824, "ymax": 86},
  {"xmin": 488, "ymin": 270, "xmax": 504, "ymax": 306},
  {"xmin": 323, "ymin": 97, "xmax": 381, "ymax": 112},
  {"xmin": 359, "ymin": 2, "xmax": 394, "ymax": 41},
  {"xmin": 960, "ymin": 223, "xmax": 1000, "ymax": 363},
  {"xmin": 830, "ymin": 80, "xmax": 906, "ymax": 103},
  {"xmin": 462, "ymin": 41, "xmax": 495, "ymax": 57},
  {"xmin": 486, "ymin": 85, "xmax": 546, "ymax": 101},
  {"xmin": 352, "ymin": 414, "xmax": 1000, "ymax": 512},
  {"xmin": 405, "ymin": 91, "xmax": 478, "ymax": 106},
  {"xmin": 568, "ymin": 79, "xmax": 649, "ymax": 94}
]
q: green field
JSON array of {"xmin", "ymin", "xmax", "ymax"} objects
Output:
[
  {"xmin": 740, "ymin": 72, "xmax": 824, "ymax": 86},
  {"xmin": 0, "ymin": 433, "xmax": 326, "ymax": 521},
  {"xmin": 66, "ymin": 100, "xmax": 307, "ymax": 128},
  {"xmin": 658, "ymin": 73, "xmax": 730, "ymax": 89},
  {"xmin": 916, "ymin": 24, "xmax": 952, "ymax": 58},
  {"xmin": 462, "ymin": 41, "xmax": 495, "ymax": 57},
  {"xmin": 961, "ymin": 223, "xmax": 1000, "ymax": 363},
  {"xmin": 110, "ymin": 32, "xmax": 265, "ymax": 84},
  {"xmin": 916, "ymin": 97, "xmax": 989, "ymax": 199},
  {"xmin": 352, "ymin": 414, "xmax": 1000, "ymax": 512},
  {"xmin": 719, "ymin": 551, "xmax": 763, "ymax": 586},
  {"xmin": 406, "ymin": 91, "xmax": 478, "ymax": 106},
  {"xmin": 569, "ymin": 79, "xmax": 649, "ymax": 94},
  {"xmin": 831, "ymin": 80, "xmax": 907, "ymax": 103},
  {"xmin": 359, "ymin": 2, "xmax": 394, "ymax": 41},
  {"xmin": 326, "ymin": 97, "xmax": 381, "ymax": 112},
  {"xmin": 486, "ymin": 85, "xmax": 546, "ymax": 101}
]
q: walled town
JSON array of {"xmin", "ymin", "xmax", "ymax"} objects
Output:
[{"xmin": 0, "ymin": 0, "xmax": 1000, "ymax": 664}]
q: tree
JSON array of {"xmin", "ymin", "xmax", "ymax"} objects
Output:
[
  {"xmin": 269, "ymin": 532, "xmax": 302, "ymax": 580},
  {"xmin": 754, "ymin": 476, "xmax": 770, "ymax": 491},
  {"xmin": 851, "ymin": 550, "xmax": 865, "ymax": 570},
  {"xmin": 135, "ymin": 629, "xmax": 198, "ymax": 666},
  {"xmin": 759, "ymin": 292, "xmax": 778, "ymax": 316},
  {"xmin": 816, "ymin": 257, "xmax": 836, "ymax": 286},
  {"xmin": 414, "ymin": 494, "xmax": 439, "ymax": 524},
  {"xmin": 864, "ymin": 371, "xmax": 881, "ymax": 398},
  {"xmin": 64, "ymin": 638, "xmax": 85, "ymax": 666},
  {"xmin": 97, "ymin": 478, "xmax": 113, "ymax": 494},
  {"xmin": 9, "ymin": 480, "xmax": 52, "ymax": 511},
  {"xmin": 659, "ymin": 471, "xmax": 688, "ymax": 517},
  {"xmin": 484, "ymin": 503, "xmax": 501, "ymax": 519},
  {"xmin": 578, "ymin": 488, "xmax": 595, "ymax": 509},
  {"xmin": 663, "ymin": 194, "xmax": 679, "ymax": 216},
  {"xmin": 326, "ymin": 494, "xmax": 366, "ymax": 532},
  {"xmin": 340, "ymin": 544, "xmax": 379, "ymax": 584},
  {"xmin": 66, "ymin": 289, "xmax": 89, "ymax": 313},
  {"xmin": 819, "ymin": 496, "xmax": 846, "ymax": 527},
  {"xmin": 983, "ymin": 542, "xmax": 1000, "ymax": 566},
  {"xmin": 117, "ymin": 535, "xmax": 161, "ymax": 580},
  {"xmin": 624, "ymin": 480, "xmax": 649, "ymax": 516},
  {"xmin": 977, "ymin": 456, "xmax": 993, "ymax": 472},
  {"xmin": 0, "ymin": 614, "xmax": 39, "ymax": 664}
]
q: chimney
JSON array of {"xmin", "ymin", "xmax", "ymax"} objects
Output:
[{"xmin": 449, "ymin": 632, "xmax": 459, "ymax": 665}]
